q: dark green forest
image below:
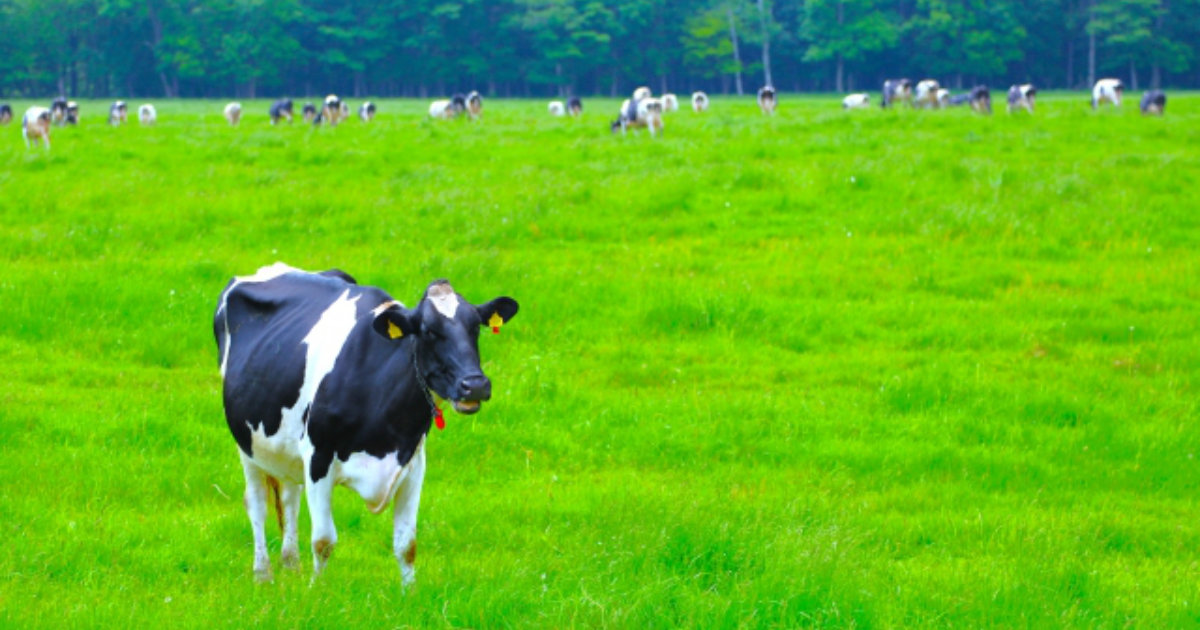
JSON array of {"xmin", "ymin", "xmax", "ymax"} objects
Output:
[{"xmin": 3, "ymin": 0, "xmax": 1198, "ymax": 99}]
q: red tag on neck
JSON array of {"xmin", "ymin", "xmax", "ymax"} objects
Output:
[
  {"xmin": 492, "ymin": 326, "xmax": 500, "ymax": 334},
  {"xmin": 434, "ymin": 406, "xmax": 445, "ymax": 430}
]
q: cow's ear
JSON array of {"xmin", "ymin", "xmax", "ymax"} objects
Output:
[
  {"xmin": 372, "ymin": 304, "xmax": 419, "ymax": 340},
  {"xmin": 477, "ymin": 297, "xmax": 519, "ymax": 332}
]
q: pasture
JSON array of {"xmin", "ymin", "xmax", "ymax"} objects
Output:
[{"xmin": 1, "ymin": 94, "xmax": 1199, "ymax": 628}]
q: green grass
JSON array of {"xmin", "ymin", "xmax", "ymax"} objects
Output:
[{"xmin": 2, "ymin": 93, "xmax": 1199, "ymax": 628}]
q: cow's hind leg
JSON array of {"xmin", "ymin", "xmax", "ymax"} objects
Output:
[
  {"xmin": 393, "ymin": 445, "xmax": 427, "ymax": 587},
  {"xmin": 239, "ymin": 453, "xmax": 273, "ymax": 582}
]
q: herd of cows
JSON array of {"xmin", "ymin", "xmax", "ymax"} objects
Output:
[{"xmin": 4, "ymin": 76, "xmax": 1170, "ymax": 150}]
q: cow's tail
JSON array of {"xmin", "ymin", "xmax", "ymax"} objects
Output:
[{"xmin": 266, "ymin": 475, "xmax": 283, "ymax": 532}]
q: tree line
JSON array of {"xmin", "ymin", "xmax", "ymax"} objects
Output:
[{"xmin": 2, "ymin": 0, "xmax": 1198, "ymax": 100}]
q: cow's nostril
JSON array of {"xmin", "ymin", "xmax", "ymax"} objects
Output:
[{"xmin": 460, "ymin": 374, "xmax": 491, "ymax": 400}]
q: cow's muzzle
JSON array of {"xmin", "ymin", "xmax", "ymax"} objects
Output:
[{"xmin": 453, "ymin": 374, "xmax": 491, "ymax": 414}]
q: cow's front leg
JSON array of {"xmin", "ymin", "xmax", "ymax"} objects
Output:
[
  {"xmin": 393, "ymin": 445, "xmax": 427, "ymax": 587},
  {"xmin": 304, "ymin": 457, "xmax": 338, "ymax": 577},
  {"xmin": 280, "ymin": 480, "xmax": 303, "ymax": 570},
  {"xmin": 239, "ymin": 453, "xmax": 273, "ymax": 582}
]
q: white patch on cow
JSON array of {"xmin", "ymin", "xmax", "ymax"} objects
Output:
[
  {"xmin": 342, "ymin": 436, "xmax": 426, "ymax": 513},
  {"xmin": 428, "ymin": 283, "xmax": 459, "ymax": 319}
]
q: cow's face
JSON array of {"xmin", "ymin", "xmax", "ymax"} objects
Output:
[{"xmin": 373, "ymin": 281, "xmax": 518, "ymax": 414}]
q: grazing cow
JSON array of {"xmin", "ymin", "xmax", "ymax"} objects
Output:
[
  {"xmin": 428, "ymin": 94, "xmax": 467, "ymax": 120},
  {"xmin": 359, "ymin": 101, "xmax": 376, "ymax": 122},
  {"xmin": 0, "ymin": 103, "xmax": 11, "ymax": 125},
  {"xmin": 50, "ymin": 97, "xmax": 69, "ymax": 125},
  {"xmin": 632, "ymin": 86, "xmax": 652, "ymax": 101},
  {"xmin": 692, "ymin": 91, "xmax": 709, "ymax": 113},
  {"xmin": 757, "ymin": 86, "xmax": 777, "ymax": 115},
  {"xmin": 1007, "ymin": 84, "xmax": 1036, "ymax": 114},
  {"xmin": 270, "ymin": 98, "xmax": 295, "ymax": 125},
  {"xmin": 1140, "ymin": 90, "xmax": 1166, "ymax": 116},
  {"xmin": 109, "ymin": 101, "xmax": 128, "ymax": 126},
  {"xmin": 611, "ymin": 97, "xmax": 664, "ymax": 137},
  {"xmin": 935, "ymin": 88, "xmax": 950, "ymax": 108},
  {"xmin": 1092, "ymin": 78, "xmax": 1124, "ymax": 109},
  {"xmin": 567, "ymin": 97, "xmax": 583, "ymax": 117},
  {"xmin": 224, "ymin": 102, "xmax": 243, "ymax": 126},
  {"xmin": 547, "ymin": 101, "xmax": 565, "ymax": 117},
  {"xmin": 22, "ymin": 106, "xmax": 51, "ymax": 150},
  {"xmin": 842, "ymin": 93, "xmax": 870, "ymax": 110},
  {"xmin": 661, "ymin": 93, "xmax": 679, "ymax": 112},
  {"xmin": 316, "ymin": 95, "xmax": 341, "ymax": 126},
  {"xmin": 339, "ymin": 100, "xmax": 350, "ymax": 122},
  {"xmin": 65, "ymin": 101, "xmax": 80, "ymax": 125},
  {"xmin": 881, "ymin": 79, "xmax": 913, "ymax": 108},
  {"xmin": 302, "ymin": 103, "xmax": 318, "ymax": 123},
  {"xmin": 138, "ymin": 104, "xmax": 157, "ymax": 125},
  {"xmin": 947, "ymin": 85, "xmax": 992, "ymax": 114},
  {"xmin": 914, "ymin": 80, "xmax": 941, "ymax": 109},
  {"xmin": 215, "ymin": 263, "xmax": 519, "ymax": 584},
  {"xmin": 466, "ymin": 91, "xmax": 483, "ymax": 120}
]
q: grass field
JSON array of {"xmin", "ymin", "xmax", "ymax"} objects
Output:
[{"xmin": 2, "ymin": 93, "xmax": 1199, "ymax": 628}]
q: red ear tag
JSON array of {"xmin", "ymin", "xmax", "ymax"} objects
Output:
[
  {"xmin": 492, "ymin": 326, "xmax": 500, "ymax": 334},
  {"xmin": 434, "ymin": 406, "xmax": 445, "ymax": 430}
]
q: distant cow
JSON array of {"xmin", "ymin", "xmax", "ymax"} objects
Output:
[
  {"xmin": 428, "ymin": 94, "xmax": 467, "ymax": 120},
  {"xmin": 224, "ymin": 102, "xmax": 243, "ymax": 126},
  {"xmin": 138, "ymin": 104, "xmax": 157, "ymax": 125},
  {"xmin": 947, "ymin": 85, "xmax": 992, "ymax": 114},
  {"xmin": 0, "ymin": 103, "xmax": 11, "ymax": 125},
  {"xmin": 567, "ymin": 97, "xmax": 583, "ymax": 117},
  {"xmin": 267, "ymin": 99, "xmax": 294, "ymax": 126},
  {"xmin": 757, "ymin": 86, "xmax": 777, "ymax": 115},
  {"xmin": 1140, "ymin": 90, "xmax": 1166, "ymax": 115},
  {"xmin": 1007, "ymin": 84, "xmax": 1036, "ymax": 114},
  {"xmin": 935, "ymin": 88, "xmax": 950, "ymax": 108},
  {"xmin": 313, "ymin": 95, "xmax": 340, "ymax": 126},
  {"xmin": 548, "ymin": 101, "xmax": 565, "ymax": 117},
  {"xmin": 50, "ymin": 97, "xmax": 69, "ymax": 125},
  {"xmin": 65, "ymin": 101, "xmax": 80, "ymax": 125},
  {"xmin": 22, "ymin": 106, "xmax": 52, "ymax": 150},
  {"xmin": 302, "ymin": 103, "xmax": 318, "ymax": 123},
  {"xmin": 215, "ymin": 263, "xmax": 518, "ymax": 584},
  {"xmin": 692, "ymin": 91, "xmax": 709, "ymax": 113},
  {"xmin": 466, "ymin": 91, "xmax": 483, "ymax": 120},
  {"xmin": 1092, "ymin": 78, "xmax": 1124, "ymax": 109},
  {"xmin": 914, "ymin": 80, "xmax": 941, "ymax": 109},
  {"xmin": 611, "ymin": 97, "xmax": 664, "ymax": 137},
  {"xmin": 109, "ymin": 101, "xmax": 128, "ymax": 126},
  {"xmin": 881, "ymin": 79, "xmax": 913, "ymax": 108},
  {"xmin": 632, "ymin": 86, "xmax": 652, "ymax": 101},
  {"xmin": 661, "ymin": 93, "xmax": 679, "ymax": 112},
  {"xmin": 842, "ymin": 93, "xmax": 870, "ymax": 110},
  {"xmin": 359, "ymin": 101, "xmax": 376, "ymax": 122}
]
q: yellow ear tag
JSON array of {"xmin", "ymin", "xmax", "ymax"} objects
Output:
[
  {"xmin": 388, "ymin": 321, "xmax": 404, "ymax": 339},
  {"xmin": 488, "ymin": 312, "xmax": 504, "ymax": 334}
]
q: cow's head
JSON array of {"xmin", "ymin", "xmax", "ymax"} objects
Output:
[{"xmin": 373, "ymin": 281, "xmax": 519, "ymax": 415}]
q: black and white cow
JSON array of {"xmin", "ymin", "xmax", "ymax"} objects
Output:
[
  {"xmin": 65, "ymin": 101, "xmax": 80, "ymax": 125},
  {"xmin": 611, "ymin": 97, "xmax": 664, "ymax": 137},
  {"xmin": 317, "ymin": 95, "xmax": 341, "ymax": 125},
  {"xmin": 22, "ymin": 106, "xmax": 52, "ymax": 150},
  {"xmin": 1140, "ymin": 90, "xmax": 1166, "ymax": 116},
  {"xmin": 1092, "ymin": 78, "xmax": 1123, "ymax": 109},
  {"xmin": 1007, "ymin": 84, "xmax": 1036, "ymax": 114},
  {"xmin": 567, "ymin": 96, "xmax": 583, "ymax": 117},
  {"xmin": 692, "ymin": 91, "xmax": 709, "ymax": 113},
  {"xmin": 215, "ymin": 263, "xmax": 519, "ymax": 584},
  {"xmin": 0, "ymin": 103, "xmax": 12, "ymax": 125},
  {"xmin": 947, "ymin": 85, "xmax": 992, "ymax": 114},
  {"xmin": 547, "ymin": 100, "xmax": 566, "ymax": 117},
  {"xmin": 109, "ymin": 101, "xmax": 128, "ymax": 126},
  {"xmin": 138, "ymin": 103, "xmax": 157, "ymax": 125},
  {"xmin": 913, "ymin": 79, "xmax": 941, "ymax": 109},
  {"xmin": 842, "ymin": 93, "xmax": 870, "ymax": 110},
  {"xmin": 757, "ymin": 86, "xmax": 777, "ymax": 115},
  {"xmin": 50, "ymin": 97, "xmax": 69, "ymax": 125},
  {"xmin": 224, "ymin": 102, "xmax": 243, "ymax": 126},
  {"xmin": 881, "ymin": 79, "xmax": 913, "ymax": 108},
  {"xmin": 302, "ymin": 103, "xmax": 317, "ymax": 123},
  {"xmin": 428, "ymin": 94, "xmax": 467, "ymax": 119},
  {"xmin": 466, "ymin": 91, "xmax": 483, "ymax": 120},
  {"xmin": 359, "ymin": 101, "xmax": 376, "ymax": 122},
  {"xmin": 270, "ymin": 98, "xmax": 295, "ymax": 125}
]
